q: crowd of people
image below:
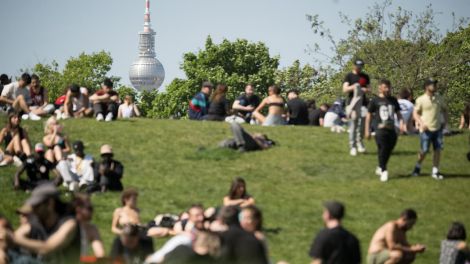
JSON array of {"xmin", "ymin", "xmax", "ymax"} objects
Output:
[{"xmin": 0, "ymin": 59, "xmax": 469, "ymax": 264}]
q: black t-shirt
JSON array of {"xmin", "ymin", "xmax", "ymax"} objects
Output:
[
  {"xmin": 367, "ymin": 96, "xmax": 400, "ymax": 130},
  {"xmin": 25, "ymin": 157, "xmax": 54, "ymax": 183},
  {"xmin": 163, "ymin": 245, "xmax": 217, "ymax": 264},
  {"xmin": 235, "ymin": 94, "xmax": 261, "ymax": 117},
  {"xmin": 309, "ymin": 226, "xmax": 361, "ymax": 264},
  {"xmin": 220, "ymin": 225, "xmax": 268, "ymax": 264},
  {"xmin": 309, "ymin": 108, "xmax": 326, "ymax": 126},
  {"xmin": 287, "ymin": 98, "xmax": 309, "ymax": 125},
  {"xmin": 208, "ymin": 96, "xmax": 230, "ymax": 117},
  {"xmin": 344, "ymin": 72, "xmax": 370, "ymax": 106},
  {"xmin": 111, "ymin": 235, "xmax": 154, "ymax": 264}
]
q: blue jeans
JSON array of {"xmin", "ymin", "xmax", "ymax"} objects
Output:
[{"xmin": 420, "ymin": 129, "xmax": 443, "ymax": 153}]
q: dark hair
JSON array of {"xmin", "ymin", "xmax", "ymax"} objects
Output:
[
  {"xmin": 103, "ymin": 78, "xmax": 113, "ymax": 88},
  {"xmin": 269, "ymin": 85, "xmax": 281, "ymax": 95},
  {"xmin": 447, "ymin": 222, "xmax": 467, "ymax": 240},
  {"xmin": 245, "ymin": 83, "xmax": 254, "ymax": 89},
  {"xmin": 463, "ymin": 103, "xmax": 470, "ymax": 124},
  {"xmin": 323, "ymin": 201, "xmax": 345, "ymax": 220},
  {"xmin": 72, "ymin": 193, "xmax": 93, "ymax": 212},
  {"xmin": 219, "ymin": 206, "xmax": 240, "ymax": 226},
  {"xmin": 202, "ymin": 81, "xmax": 213, "ymax": 89},
  {"xmin": 122, "ymin": 224, "xmax": 140, "ymax": 236},
  {"xmin": 121, "ymin": 188, "xmax": 138, "ymax": 206},
  {"xmin": 399, "ymin": 88, "xmax": 411, "ymax": 100},
  {"xmin": 20, "ymin": 73, "xmax": 32, "ymax": 85},
  {"xmin": 287, "ymin": 89, "xmax": 300, "ymax": 96},
  {"xmin": 242, "ymin": 205, "xmax": 263, "ymax": 231},
  {"xmin": 307, "ymin": 99, "xmax": 316, "ymax": 109},
  {"xmin": 6, "ymin": 112, "xmax": 20, "ymax": 131},
  {"xmin": 228, "ymin": 177, "xmax": 247, "ymax": 199},
  {"xmin": 31, "ymin": 74, "xmax": 40, "ymax": 81},
  {"xmin": 189, "ymin": 203, "xmax": 204, "ymax": 212},
  {"xmin": 379, "ymin": 79, "xmax": 391, "ymax": 87},
  {"xmin": 211, "ymin": 84, "xmax": 228, "ymax": 102},
  {"xmin": 69, "ymin": 84, "xmax": 80, "ymax": 94},
  {"xmin": 0, "ymin": 74, "xmax": 11, "ymax": 85},
  {"xmin": 320, "ymin": 103, "xmax": 329, "ymax": 109},
  {"xmin": 400, "ymin": 209, "xmax": 417, "ymax": 220}
]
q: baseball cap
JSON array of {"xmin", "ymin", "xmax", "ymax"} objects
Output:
[
  {"xmin": 354, "ymin": 59, "xmax": 365, "ymax": 66},
  {"xmin": 424, "ymin": 78, "xmax": 438, "ymax": 87},
  {"xmin": 100, "ymin": 144, "xmax": 113, "ymax": 155},
  {"xmin": 202, "ymin": 81, "xmax": 213, "ymax": 89},
  {"xmin": 20, "ymin": 183, "xmax": 59, "ymax": 211},
  {"xmin": 73, "ymin": 140, "xmax": 85, "ymax": 152},
  {"xmin": 323, "ymin": 200, "xmax": 345, "ymax": 220},
  {"xmin": 34, "ymin": 143, "xmax": 45, "ymax": 153}
]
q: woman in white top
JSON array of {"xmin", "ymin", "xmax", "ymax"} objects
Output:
[{"xmin": 118, "ymin": 95, "xmax": 140, "ymax": 119}]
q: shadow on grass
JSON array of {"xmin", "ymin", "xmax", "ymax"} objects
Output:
[
  {"xmin": 185, "ymin": 146, "xmax": 241, "ymax": 161},
  {"xmin": 394, "ymin": 173, "xmax": 470, "ymax": 179},
  {"xmin": 264, "ymin": 227, "xmax": 283, "ymax": 235}
]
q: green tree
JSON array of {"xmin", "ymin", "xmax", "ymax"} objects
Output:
[
  {"xmin": 275, "ymin": 60, "xmax": 317, "ymax": 93},
  {"xmin": 148, "ymin": 36, "xmax": 280, "ymax": 118}
]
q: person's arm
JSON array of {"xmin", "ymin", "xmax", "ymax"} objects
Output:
[
  {"xmin": 0, "ymin": 85, "xmax": 14, "ymax": 105},
  {"xmin": 42, "ymin": 88, "xmax": 49, "ymax": 107},
  {"xmin": 63, "ymin": 91, "xmax": 72, "ymax": 116},
  {"xmin": 89, "ymin": 93, "xmax": 110, "ymax": 103},
  {"xmin": 223, "ymin": 196, "xmax": 244, "ymax": 206},
  {"xmin": 13, "ymin": 219, "xmax": 77, "ymax": 255},
  {"xmin": 253, "ymin": 98, "xmax": 267, "ymax": 114},
  {"xmin": 365, "ymin": 112, "xmax": 372, "ymax": 139},
  {"xmin": 240, "ymin": 197, "xmax": 255, "ymax": 207},
  {"xmin": 62, "ymin": 136, "xmax": 71, "ymax": 154},
  {"xmin": 232, "ymin": 100, "xmax": 254, "ymax": 112},
  {"xmin": 460, "ymin": 114, "xmax": 465, "ymax": 130},
  {"xmin": 88, "ymin": 225, "xmax": 105, "ymax": 258},
  {"xmin": 133, "ymin": 104, "xmax": 141, "ymax": 117},
  {"xmin": 413, "ymin": 100, "xmax": 427, "ymax": 131},
  {"xmin": 111, "ymin": 208, "xmax": 123, "ymax": 235},
  {"xmin": 385, "ymin": 223, "xmax": 424, "ymax": 253},
  {"xmin": 117, "ymin": 105, "xmax": 123, "ymax": 118},
  {"xmin": 172, "ymin": 221, "xmax": 184, "ymax": 234},
  {"xmin": 342, "ymin": 81, "xmax": 357, "ymax": 94},
  {"xmin": 0, "ymin": 129, "xmax": 6, "ymax": 146}
]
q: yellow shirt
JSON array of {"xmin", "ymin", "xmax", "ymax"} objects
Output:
[{"xmin": 415, "ymin": 93, "xmax": 446, "ymax": 132}]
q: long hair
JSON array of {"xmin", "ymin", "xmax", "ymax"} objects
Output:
[
  {"xmin": 211, "ymin": 84, "xmax": 228, "ymax": 102},
  {"xmin": 121, "ymin": 188, "xmax": 139, "ymax": 206},
  {"xmin": 44, "ymin": 116, "xmax": 57, "ymax": 134},
  {"xmin": 228, "ymin": 177, "xmax": 247, "ymax": 199},
  {"xmin": 6, "ymin": 112, "xmax": 20, "ymax": 132}
]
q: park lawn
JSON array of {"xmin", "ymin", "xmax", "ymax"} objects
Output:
[{"xmin": 0, "ymin": 117, "xmax": 469, "ymax": 263}]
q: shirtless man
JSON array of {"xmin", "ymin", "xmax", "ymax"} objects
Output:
[{"xmin": 367, "ymin": 209, "xmax": 425, "ymax": 264}]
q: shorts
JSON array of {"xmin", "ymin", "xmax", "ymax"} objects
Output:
[
  {"xmin": 420, "ymin": 129, "xmax": 443, "ymax": 153},
  {"xmin": 367, "ymin": 249, "xmax": 390, "ymax": 264},
  {"xmin": 263, "ymin": 114, "xmax": 284, "ymax": 126}
]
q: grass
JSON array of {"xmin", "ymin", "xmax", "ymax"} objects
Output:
[{"xmin": 0, "ymin": 117, "xmax": 469, "ymax": 263}]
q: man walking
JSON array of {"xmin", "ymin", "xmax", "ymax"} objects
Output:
[
  {"xmin": 343, "ymin": 59, "xmax": 371, "ymax": 156},
  {"xmin": 411, "ymin": 79, "xmax": 448, "ymax": 179}
]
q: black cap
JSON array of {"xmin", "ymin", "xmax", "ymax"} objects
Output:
[
  {"xmin": 424, "ymin": 78, "xmax": 438, "ymax": 87},
  {"xmin": 73, "ymin": 140, "xmax": 84, "ymax": 152},
  {"xmin": 202, "ymin": 81, "xmax": 213, "ymax": 89},
  {"xmin": 354, "ymin": 59, "xmax": 365, "ymax": 66},
  {"xmin": 103, "ymin": 78, "xmax": 113, "ymax": 88},
  {"xmin": 69, "ymin": 84, "xmax": 80, "ymax": 94},
  {"xmin": 323, "ymin": 200, "xmax": 345, "ymax": 220}
]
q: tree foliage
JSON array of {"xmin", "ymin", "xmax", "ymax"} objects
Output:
[{"xmin": 148, "ymin": 36, "xmax": 280, "ymax": 118}]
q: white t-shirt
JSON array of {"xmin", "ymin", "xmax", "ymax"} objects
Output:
[
  {"xmin": 323, "ymin": 112, "xmax": 339, "ymax": 127},
  {"xmin": 398, "ymin": 99, "xmax": 414, "ymax": 123},
  {"xmin": 118, "ymin": 104, "xmax": 135, "ymax": 118},
  {"xmin": 1, "ymin": 82, "xmax": 32, "ymax": 104}
]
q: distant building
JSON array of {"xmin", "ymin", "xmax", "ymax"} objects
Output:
[{"xmin": 129, "ymin": 0, "xmax": 165, "ymax": 91}]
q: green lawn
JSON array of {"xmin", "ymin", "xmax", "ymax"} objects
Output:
[{"xmin": 0, "ymin": 117, "xmax": 469, "ymax": 263}]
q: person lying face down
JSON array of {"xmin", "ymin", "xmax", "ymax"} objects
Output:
[{"xmin": 219, "ymin": 123, "xmax": 275, "ymax": 152}]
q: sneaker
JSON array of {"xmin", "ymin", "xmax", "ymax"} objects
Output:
[
  {"xmin": 29, "ymin": 112, "xmax": 41, "ymax": 121},
  {"xmin": 96, "ymin": 113, "xmax": 104, "ymax": 121},
  {"xmin": 357, "ymin": 144, "xmax": 366, "ymax": 153},
  {"xmin": 21, "ymin": 114, "xmax": 29, "ymax": 120},
  {"xmin": 431, "ymin": 172, "xmax": 444, "ymax": 180},
  {"xmin": 13, "ymin": 156, "xmax": 23, "ymax": 167},
  {"xmin": 54, "ymin": 110, "xmax": 62, "ymax": 120},
  {"xmin": 350, "ymin": 147, "xmax": 357, "ymax": 156},
  {"xmin": 105, "ymin": 113, "xmax": 113, "ymax": 122},
  {"xmin": 375, "ymin": 167, "xmax": 382, "ymax": 176},
  {"xmin": 411, "ymin": 166, "xmax": 421, "ymax": 177},
  {"xmin": 380, "ymin": 170, "xmax": 389, "ymax": 182}
]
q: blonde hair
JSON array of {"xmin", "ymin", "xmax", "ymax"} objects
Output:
[{"xmin": 44, "ymin": 116, "xmax": 57, "ymax": 134}]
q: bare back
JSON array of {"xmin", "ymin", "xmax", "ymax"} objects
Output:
[{"xmin": 368, "ymin": 221, "xmax": 408, "ymax": 254}]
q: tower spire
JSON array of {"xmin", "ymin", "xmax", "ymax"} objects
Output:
[{"xmin": 143, "ymin": 0, "xmax": 151, "ymax": 32}]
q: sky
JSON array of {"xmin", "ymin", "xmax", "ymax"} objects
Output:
[{"xmin": 1, "ymin": 0, "xmax": 469, "ymax": 90}]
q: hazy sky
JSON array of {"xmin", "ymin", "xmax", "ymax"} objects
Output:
[{"xmin": 1, "ymin": 0, "xmax": 468, "ymax": 89}]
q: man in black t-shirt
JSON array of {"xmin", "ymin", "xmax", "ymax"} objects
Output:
[
  {"xmin": 14, "ymin": 143, "xmax": 55, "ymax": 191},
  {"xmin": 309, "ymin": 103, "xmax": 329, "ymax": 126},
  {"xmin": 232, "ymin": 84, "xmax": 261, "ymax": 123},
  {"xmin": 309, "ymin": 201, "xmax": 361, "ymax": 264},
  {"xmin": 365, "ymin": 79, "xmax": 404, "ymax": 182},
  {"xmin": 286, "ymin": 89, "xmax": 309, "ymax": 125},
  {"xmin": 343, "ymin": 59, "xmax": 371, "ymax": 156}
]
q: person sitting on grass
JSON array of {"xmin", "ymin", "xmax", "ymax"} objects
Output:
[
  {"xmin": 0, "ymin": 73, "xmax": 41, "ymax": 121},
  {"xmin": 459, "ymin": 102, "xmax": 470, "ymax": 130},
  {"xmin": 286, "ymin": 89, "xmax": 309, "ymax": 125},
  {"xmin": 89, "ymin": 78, "xmax": 119, "ymax": 122},
  {"xmin": 111, "ymin": 224, "xmax": 154, "ymax": 264},
  {"xmin": 28, "ymin": 74, "xmax": 55, "ymax": 117},
  {"xmin": 309, "ymin": 103, "xmax": 329, "ymax": 127},
  {"xmin": 367, "ymin": 209, "xmax": 425, "ymax": 264},
  {"xmin": 60, "ymin": 84, "xmax": 93, "ymax": 119},
  {"xmin": 252, "ymin": 85, "xmax": 286, "ymax": 126},
  {"xmin": 219, "ymin": 122, "xmax": 275, "ymax": 152},
  {"xmin": 72, "ymin": 194, "xmax": 105, "ymax": 262},
  {"xmin": 223, "ymin": 177, "xmax": 255, "ymax": 208},
  {"xmin": 189, "ymin": 81, "xmax": 213, "ymax": 120},
  {"xmin": 118, "ymin": 95, "xmax": 141, "ymax": 119},
  {"xmin": 205, "ymin": 84, "xmax": 230, "ymax": 121},
  {"xmin": 42, "ymin": 116, "xmax": 71, "ymax": 164},
  {"xmin": 440, "ymin": 222, "xmax": 470, "ymax": 264},
  {"xmin": 0, "ymin": 112, "xmax": 32, "ymax": 166},
  {"xmin": 112, "ymin": 188, "xmax": 141, "ymax": 235},
  {"xmin": 14, "ymin": 143, "xmax": 56, "ymax": 191},
  {"xmin": 91, "ymin": 144, "xmax": 124, "ymax": 193},
  {"xmin": 231, "ymin": 84, "xmax": 261, "ymax": 123}
]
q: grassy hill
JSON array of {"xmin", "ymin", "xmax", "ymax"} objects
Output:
[{"xmin": 0, "ymin": 117, "xmax": 469, "ymax": 263}]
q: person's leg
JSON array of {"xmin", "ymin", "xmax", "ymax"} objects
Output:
[
  {"xmin": 108, "ymin": 102, "xmax": 118, "ymax": 120},
  {"xmin": 230, "ymin": 123, "xmax": 260, "ymax": 151},
  {"xmin": 431, "ymin": 129, "xmax": 444, "ymax": 176},
  {"xmin": 382, "ymin": 131, "xmax": 398, "ymax": 172},
  {"xmin": 45, "ymin": 149, "xmax": 55, "ymax": 163},
  {"xmin": 412, "ymin": 131, "xmax": 429, "ymax": 175},
  {"xmin": 252, "ymin": 111, "xmax": 266, "ymax": 124},
  {"xmin": 53, "ymin": 145, "xmax": 64, "ymax": 162},
  {"xmin": 349, "ymin": 114, "xmax": 358, "ymax": 149},
  {"xmin": 375, "ymin": 131, "xmax": 386, "ymax": 171},
  {"xmin": 357, "ymin": 116, "xmax": 365, "ymax": 150},
  {"xmin": 93, "ymin": 103, "xmax": 104, "ymax": 117},
  {"xmin": 12, "ymin": 95, "xmax": 30, "ymax": 113},
  {"xmin": 384, "ymin": 250, "xmax": 403, "ymax": 264},
  {"xmin": 20, "ymin": 138, "xmax": 31, "ymax": 156}
]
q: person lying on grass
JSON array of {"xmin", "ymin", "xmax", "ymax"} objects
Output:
[{"xmin": 219, "ymin": 123, "xmax": 275, "ymax": 152}]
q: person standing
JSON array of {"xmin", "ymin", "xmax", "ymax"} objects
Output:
[
  {"xmin": 365, "ymin": 80, "xmax": 404, "ymax": 182},
  {"xmin": 411, "ymin": 78, "xmax": 448, "ymax": 179},
  {"xmin": 343, "ymin": 59, "xmax": 371, "ymax": 156},
  {"xmin": 189, "ymin": 82, "xmax": 213, "ymax": 120},
  {"xmin": 308, "ymin": 201, "xmax": 361, "ymax": 264}
]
